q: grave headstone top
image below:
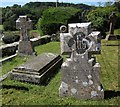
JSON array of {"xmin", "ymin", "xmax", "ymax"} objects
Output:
[
  {"xmin": 68, "ymin": 22, "xmax": 91, "ymax": 36},
  {"xmin": 59, "ymin": 22, "xmax": 104, "ymax": 99},
  {"xmin": 60, "ymin": 22, "xmax": 101, "ymax": 55},
  {"xmin": 16, "ymin": 16, "xmax": 32, "ymax": 41}
]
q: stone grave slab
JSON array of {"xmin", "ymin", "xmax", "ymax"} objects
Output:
[
  {"xmin": 59, "ymin": 22, "xmax": 104, "ymax": 99},
  {"xmin": 10, "ymin": 53, "xmax": 63, "ymax": 84}
]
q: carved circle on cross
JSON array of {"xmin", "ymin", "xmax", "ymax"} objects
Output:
[{"xmin": 60, "ymin": 25, "xmax": 67, "ymax": 33}]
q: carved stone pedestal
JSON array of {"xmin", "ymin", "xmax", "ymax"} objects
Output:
[
  {"xmin": 105, "ymin": 34, "xmax": 117, "ymax": 40},
  {"xmin": 59, "ymin": 51, "xmax": 104, "ymax": 99},
  {"xmin": 18, "ymin": 41, "xmax": 36, "ymax": 56}
]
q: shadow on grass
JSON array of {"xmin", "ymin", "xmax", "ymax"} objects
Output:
[
  {"xmin": 104, "ymin": 90, "xmax": 120, "ymax": 99},
  {"xmin": 2, "ymin": 84, "xmax": 29, "ymax": 91}
]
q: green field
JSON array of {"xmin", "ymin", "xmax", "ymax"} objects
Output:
[
  {"xmin": 106, "ymin": 28, "xmax": 120, "ymax": 35},
  {"xmin": 1, "ymin": 39, "xmax": 120, "ymax": 105},
  {"xmin": 114, "ymin": 28, "xmax": 120, "ymax": 35},
  {"xmin": 0, "ymin": 25, "xmax": 3, "ymax": 30}
]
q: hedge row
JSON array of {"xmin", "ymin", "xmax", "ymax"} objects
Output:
[
  {"xmin": 2, "ymin": 32, "xmax": 20, "ymax": 44},
  {"xmin": 87, "ymin": 6, "xmax": 120, "ymax": 38}
]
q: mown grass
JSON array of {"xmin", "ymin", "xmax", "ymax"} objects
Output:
[
  {"xmin": 0, "ymin": 25, "xmax": 3, "ymax": 30},
  {"xmin": 1, "ymin": 56, "xmax": 31, "ymax": 76},
  {"xmin": 1, "ymin": 40, "xmax": 120, "ymax": 105},
  {"xmin": 1, "ymin": 42, "xmax": 60, "ymax": 76},
  {"xmin": 106, "ymin": 28, "xmax": 120, "ymax": 35},
  {"xmin": 114, "ymin": 28, "xmax": 120, "ymax": 35}
]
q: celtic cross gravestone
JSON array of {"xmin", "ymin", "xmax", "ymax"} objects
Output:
[
  {"xmin": 59, "ymin": 22, "xmax": 104, "ymax": 99},
  {"xmin": 16, "ymin": 16, "xmax": 36, "ymax": 56}
]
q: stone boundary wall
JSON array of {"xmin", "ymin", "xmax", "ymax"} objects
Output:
[{"xmin": 0, "ymin": 35, "xmax": 51, "ymax": 57}]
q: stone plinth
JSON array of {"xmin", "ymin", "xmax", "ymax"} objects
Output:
[
  {"xmin": 10, "ymin": 53, "xmax": 63, "ymax": 84},
  {"xmin": 105, "ymin": 34, "xmax": 117, "ymax": 40},
  {"xmin": 18, "ymin": 41, "xmax": 35, "ymax": 56}
]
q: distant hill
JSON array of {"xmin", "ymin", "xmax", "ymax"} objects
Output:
[
  {"xmin": 2, "ymin": 2, "xmax": 96, "ymax": 31},
  {"xmin": 23, "ymin": 2, "xmax": 95, "ymax": 10}
]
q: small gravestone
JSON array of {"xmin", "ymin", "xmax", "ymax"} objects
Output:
[
  {"xmin": 10, "ymin": 53, "xmax": 63, "ymax": 84},
  {"xmin": 16, "ymin": 16, "xmax": 36, "ymax": 56},
  {"xmin": 59, "ymin": 22, "xmax": 104, "ymax": 99},
  {"xmin": 51, "ymin": 34, "xmax": 56, "ymax": 41},
  {"xmin": 105, "ymin": 12, "xmax": 117, "ymax": 40}
]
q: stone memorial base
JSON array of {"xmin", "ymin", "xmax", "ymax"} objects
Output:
[
  {"xmin": 105, "ymin": 34, "xmax": 117, "ymax": 40},
  {"xmin": 10, "ymin": 53, "xmax": 63, "ymax": 84},
  {"xmin": 59, "ymin": 52, "xmax": 104, "ymax": 99},
  {"xmin": 18, "ymin": 41, "xmax": 36, "ymax": 56}
]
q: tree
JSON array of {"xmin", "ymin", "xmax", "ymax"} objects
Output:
[
  {"xmin": 114, "ymin": 0, "xmax": 120, "ymax": 11},
  {"xmin": 97, "ymin": 2, "xmax": 103, "ymax": 7},
  {"xmin": 87, "ymin": 6, "xmax": 117, "ymax": 38},
  {"xmin": 2, "ymin": 2, "xmax": 93, "ymax": 31},
  {"xmin": 37, "ymin": 7, "xmax": 81, "ymax": 35}
]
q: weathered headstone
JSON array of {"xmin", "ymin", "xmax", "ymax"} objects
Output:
[
  {"xmin": 105, "ymin": 12, "xmax": 117, "ymax": 40},
  {"xmin": 51, "ymin": 34, "xmax": 56, "ymax": 41},
  {"xmin": 16, "ymin": 16, "xmax": 36, "ymax": 56},
  {"xmin": 59, "ymin": 22, "xmax": 104, "ymax": 99},
  {"xmin": 10, "ymin": 53, "xmax": 63, "ymax": 84},
  {"xmin": 68, "ymin": 22, "xmax": 92, "ymax": 37}
]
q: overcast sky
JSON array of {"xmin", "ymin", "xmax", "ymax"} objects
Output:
[{"xmin": 1, "ymin": 0, "xmax": 114, "ymax": 7}]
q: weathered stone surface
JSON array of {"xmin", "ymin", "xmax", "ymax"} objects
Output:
[
  {"xmin": 10, "ymin": 53, "xmax": 63, "ymax": 84},
  {"xmin": 88, "ymin": 31, "xmax": 101, "ymax": 54},
  {"xmin": 16, "ymin": 15, "xmax": 35, "ymax": 56},
  {"xmin": 59, "ymin": 52, "xmax": 104, "ymax": 99},
  {"xmin": 16, "ymin": 16, "xmax": 32, "ymax": 41},
  {"xmin": 68, "ymin": 22, "xmax": 91, "ymax": 36},
  {"xmin": 51, "ymin": 34, "xmax": 56, "ymax": 41},
  {"xmin": 60, "ymin": 25, "xmax": 101, "ymax": 55},
  {"xmin": 59, "ymin": 22, "xmax": 104, "ymax": 99},
  {"xmin": 17, "ymin": 41, "xmax": 35, "ymax": 56}
]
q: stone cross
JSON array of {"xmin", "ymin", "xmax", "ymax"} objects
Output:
[
  {"xmin": 60, "ymin": 23, "xmax": 100, "ymax": 55},
  {"xmin": 16, "ymin": 16, "xmax": 32, "ymax": 41},
  {"xmin": 16, "ymin": 16, "xmax": 36, "ymax": 56},
  {"xmin": 109, "ymin": 12, "xmax": 116, "ymax": 35},
  {"xmin": 105, "ymin": 12, "xmax": 117, "ymax": 40},
  {"xmin": 59, "ymin": 22, "xmax": 104, "ymax": 99}
]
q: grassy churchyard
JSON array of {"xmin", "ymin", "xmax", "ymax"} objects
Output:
[
  {"xmin": 1, "ymin": 1, "xmax": 120, "ymax": 105},
  {"xmin": 0, "ymin": 25, "xmax": 3, "ymax": 30},
  {"xmin": 1, "ymin": 29, "xmax": 120, "ymax": 105}
]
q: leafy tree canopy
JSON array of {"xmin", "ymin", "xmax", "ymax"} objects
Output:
[{"xmin": 37, "ymin": 7, "xmax": 82, "ymax": 35}]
